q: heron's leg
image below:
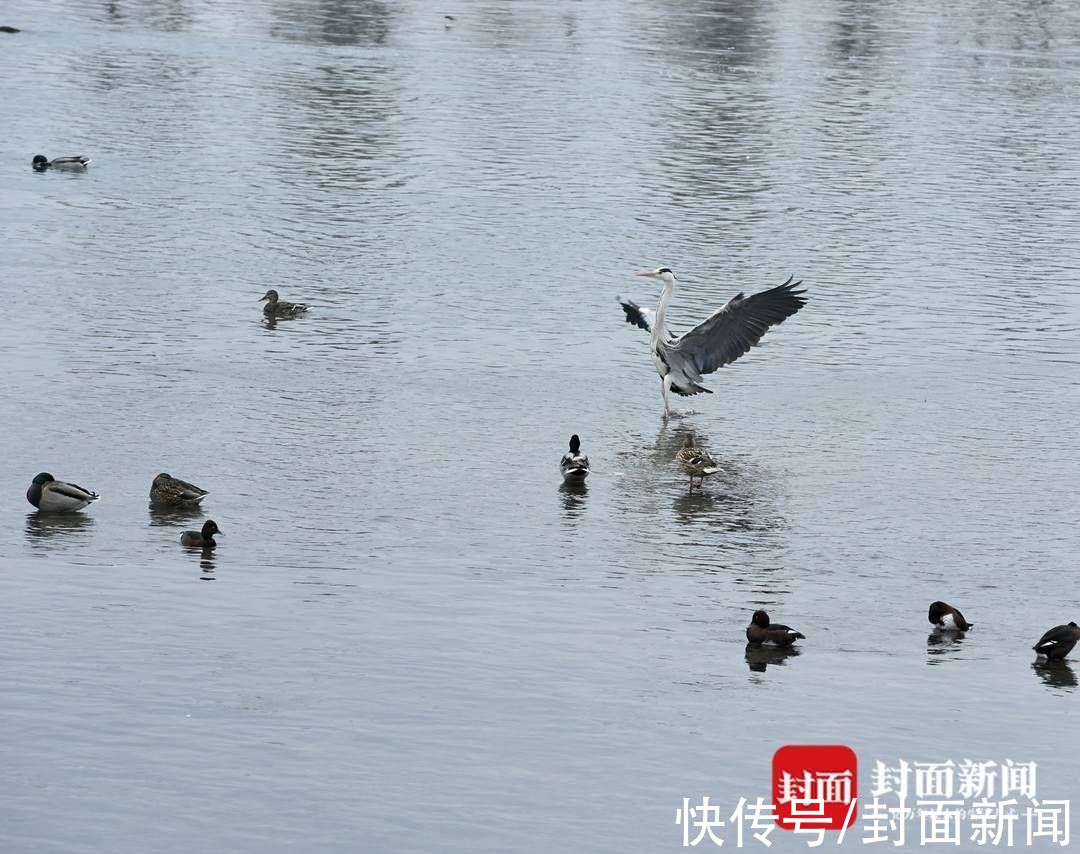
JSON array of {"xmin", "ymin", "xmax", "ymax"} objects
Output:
[{"xmin": 662, "ymin": 375, "xmax": 672, "ymax": 417}]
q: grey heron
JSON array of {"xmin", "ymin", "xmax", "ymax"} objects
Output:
[
  {"xmin": 622, "ymin": 268, "xmax": 807, "ymax": 416},
  {"xmin": 560, "ymin": 434, "xmax": 590, "ymax": 482}
]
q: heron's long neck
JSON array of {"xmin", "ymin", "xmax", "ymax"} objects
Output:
[{"xmin": 652, "ymin": 279, "xmax": 674, "ymax": 343}]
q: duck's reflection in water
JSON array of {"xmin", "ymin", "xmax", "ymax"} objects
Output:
[
  {"xmin": 926, "ymin": 630, "xmax": 968, "ymax": 663},
  {"xmin": 25, "ymin": 512, "xmax": 95, "ymax": 547},
  {"xmin": 559, "ymin": 480, "xmax": 588, "ymax": 519},
  {"xmin": 1031, "ymin": 659, "xmax": 1077, "ymax": 690},
  {"xmin": 745, "ymin": 643, "xmax": 801, "ymax": 672},
  {"xmin": 197, "ymin": 546, "xmax": 216, "ymax": 581},
  {"xmin": 148, "ymin": 503, "xmax": 205, "ymax": 527},
  {"xmin": 651, "ymin": 421, "xmax": 784, "ymax": 535}
]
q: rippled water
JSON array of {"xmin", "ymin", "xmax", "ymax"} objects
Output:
[{"xmin": 3, "ymin": 0, "xmax": 1079, "ymax": 851}]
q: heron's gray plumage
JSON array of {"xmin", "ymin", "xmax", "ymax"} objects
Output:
[
  {"xmin": 664, "ymin": 276, "xmax": 806, "ymax": 377},
  {"xmin": 625, "ymin": 268, "xmax": 807, "ymax": 414}
]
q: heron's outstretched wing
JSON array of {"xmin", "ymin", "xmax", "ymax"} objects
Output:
[
  {"xmin": 669, "ymin": 276, "xmax": 806, "ymax": 376},
  {"xmin": 617, "ymin": 297, "xmax": 678, "ymax": 337},
  {"xmin": 618, "ymin": 297, "xmax": 651, "ymax": 331}
]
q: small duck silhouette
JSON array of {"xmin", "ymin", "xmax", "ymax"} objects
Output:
[
  {"xmin": 32, "ymin": 154, "xmax": 91, "ymax": 171},
  {"xmin": 180, "ymin": 520, "xmax": 222, "ymax": 548},
  {"xmin": 260, "ymin": 289, "xmax": 308, "ymax": 318}
]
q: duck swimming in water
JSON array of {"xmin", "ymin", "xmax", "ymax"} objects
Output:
[
  {"xmin": 928, "ymin": 601, "xmax": 973, "ymax": 632},
  {"xmin": 32, "ymin": 154, "xmax": 91, "ymax": 171},
  {"xmin": 180, "ymin": 520, "xmax": 221, "ymax": 548},
  {"xmin": 260, "ymin": 289, "xmax": 308, "ymax": 318},
  {"xmin": 150, "ymin": 473, "xmax": 209, "ymax": 507},
  {"xmin": 560, "ymin": 434, "xmax": 590, "ymax": 482},
  {"xmin": 1033, "ymin": 622, "xmax": 1080, "ymax": 661},
  {"xmin": 26, "ymin": 472, "xmax": 99, "ymax": 512},
  {"xmin": 746, "ymin": 610, "xmax": 806, "ymax": 647}
]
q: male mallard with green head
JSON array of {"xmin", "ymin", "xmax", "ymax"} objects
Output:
[
  {"xmin": 26, "ymin": 472, "xmax": 99, "ymax": 512},
  {"xmin": 150, "ymin": 473, "xmax": 209, "ymax": 507},
  {"xmin": 32, "ymin": 154, "xmax": 91, "ymax": 171},
  {"xmin": 675, "ymin": 433, "xmax": 721, "ymax": 491},
  {"xmin": 260, "ymin": 289, "xmax": 308, "ymax": 318}
]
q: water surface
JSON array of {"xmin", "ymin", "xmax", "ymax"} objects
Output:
[{"xmin": 2, "ymin": 0, "xmax": 1079, "ymax": 851}]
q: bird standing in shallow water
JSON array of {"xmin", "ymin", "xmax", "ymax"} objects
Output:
[
  {"xmin": 32, "ymin": 154, "xmax": 90, "ymax": 171},
  {"xmin": 624, "ymin": 268, "xmax": 806, "ymax": 416},
  {"xmin": 260, "ymin": 289, "xmax": 308, "ymax": 318},
  {"xmin": 746, "ymin": 610, "xmax": 806, "ymax": 647},
  {"xmin": 150, "ymin": 473, "xmax": 209, "ymax": 507},
  {"xmin": 928, "ymin": 601, "xmax": 973, "ymax": 632},
  {"xmin": 180, "ymin": 520, "xmax": 221, "ymax": 548},
  {"xmin": 675, "ymin": 433, "xmax": 720, "ymax": 491},
  {"xmin": 1033, "ymin": 622, "xmax": 1080, "ymax": 661},
  {"xmin": 26, "ymin": 472, "xmax": 99, "ymax": 512},
  {"xmin": 560, "ymin": 434, "xmax": 590, "ymax": 482}
]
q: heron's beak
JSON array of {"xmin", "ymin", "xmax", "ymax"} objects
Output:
[{"xmin": 635, "ymin": 271, "xmax": 658, "ymax": 278}]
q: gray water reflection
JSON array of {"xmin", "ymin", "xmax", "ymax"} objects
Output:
[
  {"xmin": 24, "ymin": 512, "xmax": 96, "ymax": 547},
  {"xmin": 148, "ymin": 504, "xmax": 206, "ymax": 527},
  {"xmin": 558, "ymin": 480, "xmax": 588, "ymax": 519},
  {"xmin": 926, "ymin": 630, "xmax": 970, "ymax": 664},
  {"xmin": 744, "ymin": 643, "xmax": 802, "ymax": 674},
  {"xmin": 1032, "ymin": 660, "xmax": 1077, "ymax": 691},
  {"xmin": 269, "ymin": 0, "xmax": 394, "ymax": 46},
  {"xmin": 197, "ymin": 546, "xmax": 217, "ymax": 580}
]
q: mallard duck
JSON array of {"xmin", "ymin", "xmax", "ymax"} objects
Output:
[
  {"xmin": 928, "ymin": 601, "xmax": 973, "ymax": 632},
  {"xmin": 260, "ymin": 289, "xmax": 308, "ymax": 318},
  {"xmin": 1033, "ymin": 622, "xmax": 1080, "ymax": 661},
  {"xmin": 180, "ymin": 519, "xmax": 221, "ymax": 548},
  {"xmin": 32, "ymin": 154, "xmax": 91, "ymax": 172},
  {"xmin": 746, "ymin": 610, "xmax": 806, "ymax": 647},
  {"xmin": 559, "ymin": 434, "xmax": 590, "ymax": 482},
  {"xmin": 150, "ymin": 472, "xmax": 208, "ymax": 507},
  {"xmin": 26, "ymin": 472, "xmax": 99, "ymax": 512},
  {"xmin": 675, "ymin": 433, "xmax": 720, "ymax": 491}
]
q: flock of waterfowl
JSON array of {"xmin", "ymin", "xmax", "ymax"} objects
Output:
[
  {"xmin": 27, "ymin": 159, "xmax": 1076, "ymax": 667},
  {"xmin": 27, "ymin": 471, "xmax": 220, "ymax": 550},
  {"xmin": 743, "ymin": 602, "xmax": 1079, "ymax": 662},
  {"xmin": 564, "ymin": 267, "xmax": 1078, "ymax": 665},
  {"xmin": 556, "ymin": 434, "xmax": 1080, "ymax": 663}
]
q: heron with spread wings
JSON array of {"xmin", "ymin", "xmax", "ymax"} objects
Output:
[{"xmin": 620, "ymin": 268, "xmax": 807, "ymax": 416}]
